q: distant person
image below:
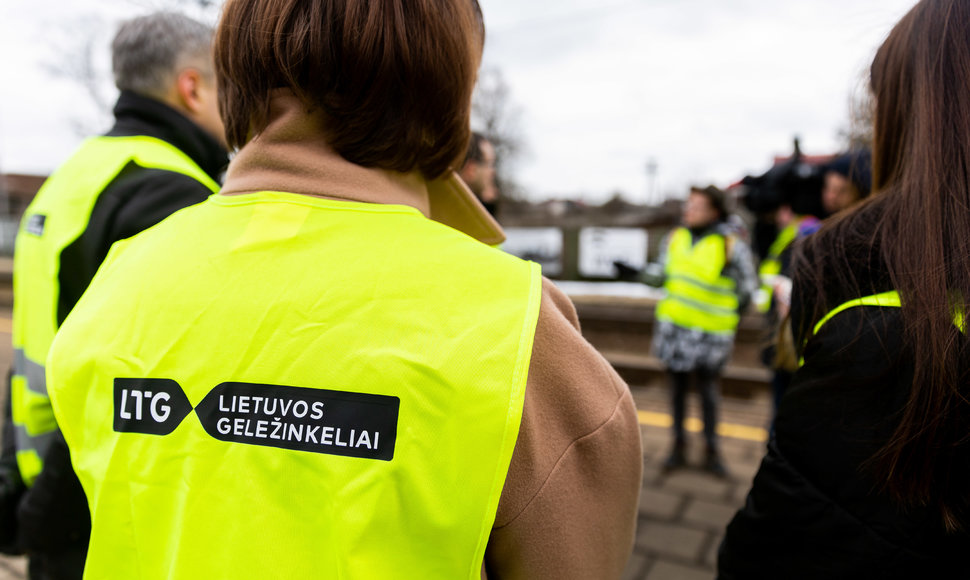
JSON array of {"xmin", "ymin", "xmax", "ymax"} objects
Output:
[
  {"xmin": 821, "ymin": 149, "xmax": 873, "ymax": 215},
  {"xmin": 43, "ymin": 0, "xmax": 642, "ymax": 578},
  {"xmin": 459, "ymin": 131, "xmax": 500, "ymax": 216},
  {"xmin": 4, "ymin": 12, "xmax": 227, "ymax": 579},
  {"xmin": 766, "ymin": 150, "xmax": 874, "ymax": 391},
  {"xmin": 764, "ymin": 151, "xmax": 874, "ymax": 415},
  {"xmin": 758, "ymin": 202, "xmax": 821, "ymax": 416},
  {"xmin": 651, "ymin": 186, "xmax": 758, "ymax": 476},
  {"xmin": 720, "ymin": 1, "xmax": 970, "ymax": 577}
]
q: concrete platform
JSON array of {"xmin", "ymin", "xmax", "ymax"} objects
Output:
[{"xmin": 623, "ymin": 380, "xmax": 769, "ymax": 580}]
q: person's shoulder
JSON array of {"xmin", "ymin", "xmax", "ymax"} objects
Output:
[
  {"xmin": 493, "ymin": 276, "xmax": 641, "ymax": 555},
  {"xmin": 713, "ymin": 223, "xmax": 750, "ymax": 257},
  {"xmin": 797, "ymin": 216, "xmax": 823, "ymax": 237},
  {"xmin": 535, "ymin": 277, "xmax": 580, "ymax": 328},
  {"xmin": 103, "ymin": 164, "xmax": 213, "ymax": 203},
  {"xmin": 713, "ymin": 222, "xmax": 742, "ymax": 241},
  {"xmin": 525, "ymin": 276, "xmax": 632, "ymax": 417}
]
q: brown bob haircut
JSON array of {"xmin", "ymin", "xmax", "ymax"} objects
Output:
[{"xmin": 214, "ymin": 0, "xmax": 484, "ymax": 180}]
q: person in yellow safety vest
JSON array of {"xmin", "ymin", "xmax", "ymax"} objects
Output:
[
  {"xmin": 761, "ymin": 150, "xmax": 873, "ymax": 421},
  {"xmin": 652, "ymin": 186, "xmax": 759, "ymax": 477},
  {"xmin": 756, "ymin": 206, "xmax": 821, "ymax": 314},
  {"xmin": 755, "ymin": 203, "xmax": 822, "ymax": 426},
  {"xmin": 44, "ymin": 1, "xmax": 643, "ymax": 578},
  {"xmin": 770, "ymin": 150, "xmax": 874, "ymax": 375},
  {"xmin": 2, "ymin": 12, "xmax": 228, "ymax": 578}
]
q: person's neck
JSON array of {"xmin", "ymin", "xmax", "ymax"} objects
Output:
[
  {"xmin": 687, "ymin": 222, "xmax": 718, "ymax": 236},
  {"xmin": 108, "ymin": 90, "xmax": 228, "ymax": 181},
  {"xmin": 219, "ymin": 90, "xmax": 505, "ymax": 245}
]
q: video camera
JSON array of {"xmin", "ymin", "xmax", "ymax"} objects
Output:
[{"xmin": 738, "ymin": 138, "xmax": 826, "ymax": 219}]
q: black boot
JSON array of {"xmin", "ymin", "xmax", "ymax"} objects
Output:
[
  {"xmin": 663, "ymin": 441, "xmax": 687, "ymax": 471},
  {"xmin": 704, "ymin": 446, "xmax": 728, "ymax": 478}
]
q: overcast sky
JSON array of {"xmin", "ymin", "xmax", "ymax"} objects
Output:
[{"xmin": 0, "ymin": 0, "xmax": 918, "ymax": 203}]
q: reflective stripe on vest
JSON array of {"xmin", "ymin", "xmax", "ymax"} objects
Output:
[
  {"xmin": 47, "ymin": 191, "xmax": 542, "ymax": 579},
  {"xmin": 756, "ymin": 217, "xmax": 809, "ymax": 313},
  {"xmin": 800, "ymin": 290, "xmax": 966, "ymax": 367},
  {"xmin": 655, "ymin": 227, "xmax": 739, "ymax": 335},
  {"xmin": 811, "ymin": 290, "xmax": 901, "ymax": 336},
  {"xmin": 799, "ymin": 291, "xmax": 902, "ymax": 367},
  {"xmin": 810, "ymin": 290, "xmax": 967, "ymax": 337},
  {"xmin": 12, "ymin": 135, "xmax": 219, "ymax": 485}
]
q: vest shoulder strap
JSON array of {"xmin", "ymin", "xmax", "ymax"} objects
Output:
[
  {"xmin": 812, "ymin": 290, "xmax": 902, "ymax": 336},
  {"xmin": 91, "ymin": 135, "xmax": 220, "ymax": 193}
]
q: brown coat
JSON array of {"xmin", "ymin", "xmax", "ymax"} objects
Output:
[{"xmin": 221, "ymin": 92, "xmax": 643, "ymax": 579}]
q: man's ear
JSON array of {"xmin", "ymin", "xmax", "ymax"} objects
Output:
[{"xmin": 174, "ymin": 68, "xmax": 206, "ymax": 114}]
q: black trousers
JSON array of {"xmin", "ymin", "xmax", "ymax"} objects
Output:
[{"xmin": 668, "ymin": 368, "xmax": 720, "ymax": 450}]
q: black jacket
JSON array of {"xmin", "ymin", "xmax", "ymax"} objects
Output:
[
  {"xmin": 56, "ymin": 91, "xmax": 227, "ymax": 323},
  {"xmin": 12, "ymin": 91, "xmax": 227, "ymax": 563},
  {"xmin": 718, "ymin": 219, "xmax": 970, "ymax": 579}
]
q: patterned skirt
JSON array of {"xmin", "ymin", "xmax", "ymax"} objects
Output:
[{"xmin": 651, "ymin": 320, "xmax": 735, "ymax": 373}]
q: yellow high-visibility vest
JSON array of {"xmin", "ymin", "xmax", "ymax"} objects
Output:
[
  {"xmin": 47, "ymin": 191, "xmax": 542, "ymax": 579},
  {"xmin": 756, "ymin": 217, "xmax": 810, "ymax": 313},
  {"xmin": 12, "ymin": 135, "xmax": 219, "ymax": 485},
  {"xmin": 758, "ymin": 220, "xmax": 802, "ymax": 280},
  {"xmin": 655, "ymin": 227, "xmax": 740, "ymax": 335}
]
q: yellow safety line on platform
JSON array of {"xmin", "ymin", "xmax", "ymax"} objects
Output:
[{"xmin": 638, "ymin": 410, "xmax": 768, "ymax": 443}]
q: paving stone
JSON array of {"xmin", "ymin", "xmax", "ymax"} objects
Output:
[
  {"xmin": 645, "ymin": 559, "xmax": 714, "ymax": 580},
  {"xmin": 720, "ymin": 440, "xmax": 762, "ymax": 461},
  {"xmin": 639, "ymin": 486, "xmax": 685, "ymax": 520},
  {"xmin": 682, "ymin": 499, "xmax": 738, "ymax": 531},
  {"xmin": 622, "ymin": 551, "xmax": 653, "ymax": 580},
  {"xmin": 722, "ymin": 438, "xmax": 765, "ymax": 462},
  {"xmin": 704, "ymin": 534, "xmax": 724, "ymax": 569},
  {"xmin": 658, "ymin": 470, "xmax": 731, "ymax": 500},
  {"xmin": 642, "ymin": 460, "xmax": 664, "ymax": 484},
  {"xmin": 641, "ymin": 429, "xmax": 671, "ymax": 450},
  {"xmin": 731, "ymin": 480, "xmax": 754, "ymax": 505},
  {"xmin": 642, "ymin": 441, "xmax": 672, "ymax": 465},
  {"xmin": 636, "ymin": 521, "xmax": 708, "ymax": 561},
  {"xmin": 722, "ymin": 458, "xmax": 760, "ymax": 482},
  {"xmin": 0, "ymin": 557, "xmax": 26, "ymax": 580}
]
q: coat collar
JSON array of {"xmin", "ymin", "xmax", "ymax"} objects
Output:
[
  {"xmin": 220, "ymin": 91, "xmax": 505, "ymax": 245},
  {"xmin": 108, "ymin": 90, "xmax": 229, "ymax": 182}
]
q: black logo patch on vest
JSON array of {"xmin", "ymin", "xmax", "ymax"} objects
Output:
[
  {"xmin": 25, "ymin": 214, "xmax": 46, "ymax": 236},
  {"xmin": 195, "ymin": 382, "xmax": 399, "ymax": 461},
  {"xmin": 112, "ymin": 379, "xmax": 399, "ymax": 461},
  {"xmin": 114, "ymin": 378, "xmax": 194, "ymax": 436}
]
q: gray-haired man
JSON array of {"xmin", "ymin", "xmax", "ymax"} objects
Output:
[{"xmin": 3, "ymin": 12, "xmax": 227, "ymax": 579}]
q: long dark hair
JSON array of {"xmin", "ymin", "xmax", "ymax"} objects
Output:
[{"xmin": 796, "ymin": 0, "xmax": 970, "ymax": 529}]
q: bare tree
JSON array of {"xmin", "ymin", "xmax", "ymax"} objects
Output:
[
  {"xmin": 837, "ymin": 71, "xmax": 874, "ymax": 151},
  {"xmin": 472, "ymin": 67, "xmax": 529, "ymax": 200},
  {"xmin": 42, "ymin": 0, "xmax": 221, "ymax": 136},
  {"xmin": 129, "ymin": 0, "xmax": 219, "ymax": 12},
  {"xmin": 42, "ymin": 15, "xmax": 116, "ymax": 136}
]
